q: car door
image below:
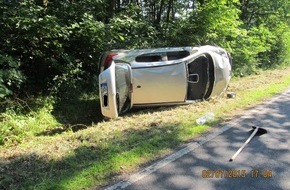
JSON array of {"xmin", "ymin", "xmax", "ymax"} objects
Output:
[
  {"xmin": 99, "ymin": 62, "xmax": 132, "ymax": 118},
  {"xmin": 131, "ymin": 62, "xmax": 187, "ymax": 105}
]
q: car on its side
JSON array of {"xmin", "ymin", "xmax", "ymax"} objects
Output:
[{"xmin": 98, "ymin": 45, "xmax": 232, "ymax": 118}]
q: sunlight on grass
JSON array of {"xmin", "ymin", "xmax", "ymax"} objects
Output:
[{"xmin": 0, "ymin": 99, "xmax": 60, "ymax": 145}]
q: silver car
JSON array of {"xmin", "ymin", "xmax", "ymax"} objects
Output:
[{"xmin": 98, "ymin": 45, "xmax": 232, "ymax": 118}]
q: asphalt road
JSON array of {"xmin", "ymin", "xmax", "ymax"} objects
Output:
[{"xmin": 105, "ymin": 88, "xmax": 290, "ymax": 190}]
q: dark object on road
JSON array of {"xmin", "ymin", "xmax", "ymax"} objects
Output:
[
  {"xmin": 249, "ymin": 126, "xmax": 267, "ymax": 136},
  {"xmin": 229, "ymin": 126, "xmax": 267, "ymax": 162},
  {"xmin": 227, "ymin": 92, "xmax": 236, "ymax": 98}
]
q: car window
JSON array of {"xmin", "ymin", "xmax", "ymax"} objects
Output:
[
  {"xmin": 135, "ymin": 51, "xmax": 190, "ymax": 62},
  {"xmin": 167, "ymin": 51, "xmax": 190, "ymax": 60},
  {"xmin": 135, "ymin": 54, "xmax": 164, "ymax": 62}
]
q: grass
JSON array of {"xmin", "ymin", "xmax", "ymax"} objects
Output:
[{"xmin": 1, "ymin": 67, "xmax": 290, "ymax": 189}]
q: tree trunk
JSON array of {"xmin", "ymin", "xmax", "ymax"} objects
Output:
[
  {"xmin": 166, "ymin": 0, "xmax": 173, "ymax": 22},
  {"xmin": 105, "ymin": 0, "xmax": 116, "ymax": 23},
  {"xmin": 156, "ymin": 0, "xmax": 165, "ymax": 25}
]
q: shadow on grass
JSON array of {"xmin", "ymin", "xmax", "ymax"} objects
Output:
[
  {"xmin": 39, "ymin": 94, "xmax": 181, "ymax": 136},
  {"xmin": 38, "ymin": 95, "xmax": 104, "ymax": 136},
  {"xmin": 52, "ymin": 97, "xmax": 103, "ymax": 125}
]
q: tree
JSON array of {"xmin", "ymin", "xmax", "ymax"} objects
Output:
[{"xmin": 238, "ymin": 0, "xmax": 290, "ymax": 68}]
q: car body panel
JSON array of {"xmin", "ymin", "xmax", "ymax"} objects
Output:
[{"xmin": 132, "ymin": 62, "xmax": 187, "ymax": 104}]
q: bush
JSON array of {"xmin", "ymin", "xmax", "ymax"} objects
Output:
[
  {"xmin": 0, "ymin": 53, "xmax": 25, "ymax": 99},
  {"xmin": 230, "ymin": 25, "xmax": 276, "ymax": 75}
]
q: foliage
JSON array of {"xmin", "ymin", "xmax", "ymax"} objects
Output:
[
  {"xmin": 280, "ymin": 27, "xmax": 290, "ymax": 66},
  {"xmin": 109, "ymin": 6, "xmax": 159, "ymax": 49},
  {"xmin": 0, "ymin": 0, "xmax": 290, "ymax": 99},
  {"xmin": 229, "ymin": 25, "xmax": 276, "ymax": 75},
  {"xmin": 1, "ymin": 0, "xmax": 69, "ymax": 94},
  {"xmin": 192, "ymin": 0, "xmax": 242, "ymax": 45},
  {"xmin": 0, "ymin": 53, "xmax": 25, "ymax": 99},
  {"xmin": 237, "ymin": 0, "xmax": 290, "ymax": 71}
]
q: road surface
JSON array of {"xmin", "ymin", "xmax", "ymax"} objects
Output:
[{"xmin": 105, "ymin": 88, "xmax": 290, "ymax": 190}]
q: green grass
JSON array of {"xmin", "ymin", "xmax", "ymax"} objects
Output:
[{"xmin": 1, "ymin": 67, "xmax": 290, "ymax": 189}]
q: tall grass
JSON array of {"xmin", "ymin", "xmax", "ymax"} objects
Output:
[{"xmin": 0, "ymin": 97, "xmax": 59, "ymax": 145}]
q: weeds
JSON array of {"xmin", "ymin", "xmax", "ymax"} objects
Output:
[{"xmin": 0, "ymin": 96, "xmax": 59, "ymax": 145}]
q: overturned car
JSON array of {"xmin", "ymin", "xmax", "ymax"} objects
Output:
[{"xmin": 98, "ymin": 45, "xmax": 232, "ymax": 119}]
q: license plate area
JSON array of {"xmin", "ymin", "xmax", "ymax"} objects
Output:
[{"xmin": 101, "ymin": 83, "xmax": 108, "ymax": 107}]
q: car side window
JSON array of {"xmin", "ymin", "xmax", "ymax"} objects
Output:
[{"xmin": 135, "ymin": 51, "xmax": 190, "ymax": 62}]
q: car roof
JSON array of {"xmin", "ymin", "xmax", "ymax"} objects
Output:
[
  {"xmin": 110, "ymin": 46, "xmax": 194, "ymax": 54},
  {"xmin": 111, "ymin": 45, "xmax": 226, "ymax": 68},
  {"xmin": 111, "ymin": 47, "xmax": 196, "ymax": 67}
]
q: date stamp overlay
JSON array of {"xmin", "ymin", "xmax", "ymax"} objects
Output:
[{"xmin": 202, "ymin": 169, "xmax": 272, "ymax": 178}]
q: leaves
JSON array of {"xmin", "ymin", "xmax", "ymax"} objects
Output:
[{"xmin": 0, "ymin": 53, "xmax": 25, "ymax": 99}]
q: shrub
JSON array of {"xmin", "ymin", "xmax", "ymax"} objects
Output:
[{"xmin": 0, "ymin": 53, "xmax": 25, "ymax": 99}]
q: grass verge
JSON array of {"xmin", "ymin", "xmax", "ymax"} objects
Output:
[{"xmin": 1, "ymin": 67, "xmax": 290, "ymax": 189}]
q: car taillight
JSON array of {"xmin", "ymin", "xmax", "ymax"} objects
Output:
[{"xmin": 104, "ymin": 53, "xmax": 118, "ymax": 70}]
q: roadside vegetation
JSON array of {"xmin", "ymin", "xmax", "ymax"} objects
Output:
[{"xmin": 1, "ymin": 0, "xmax": 290, "ymax": 189}]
